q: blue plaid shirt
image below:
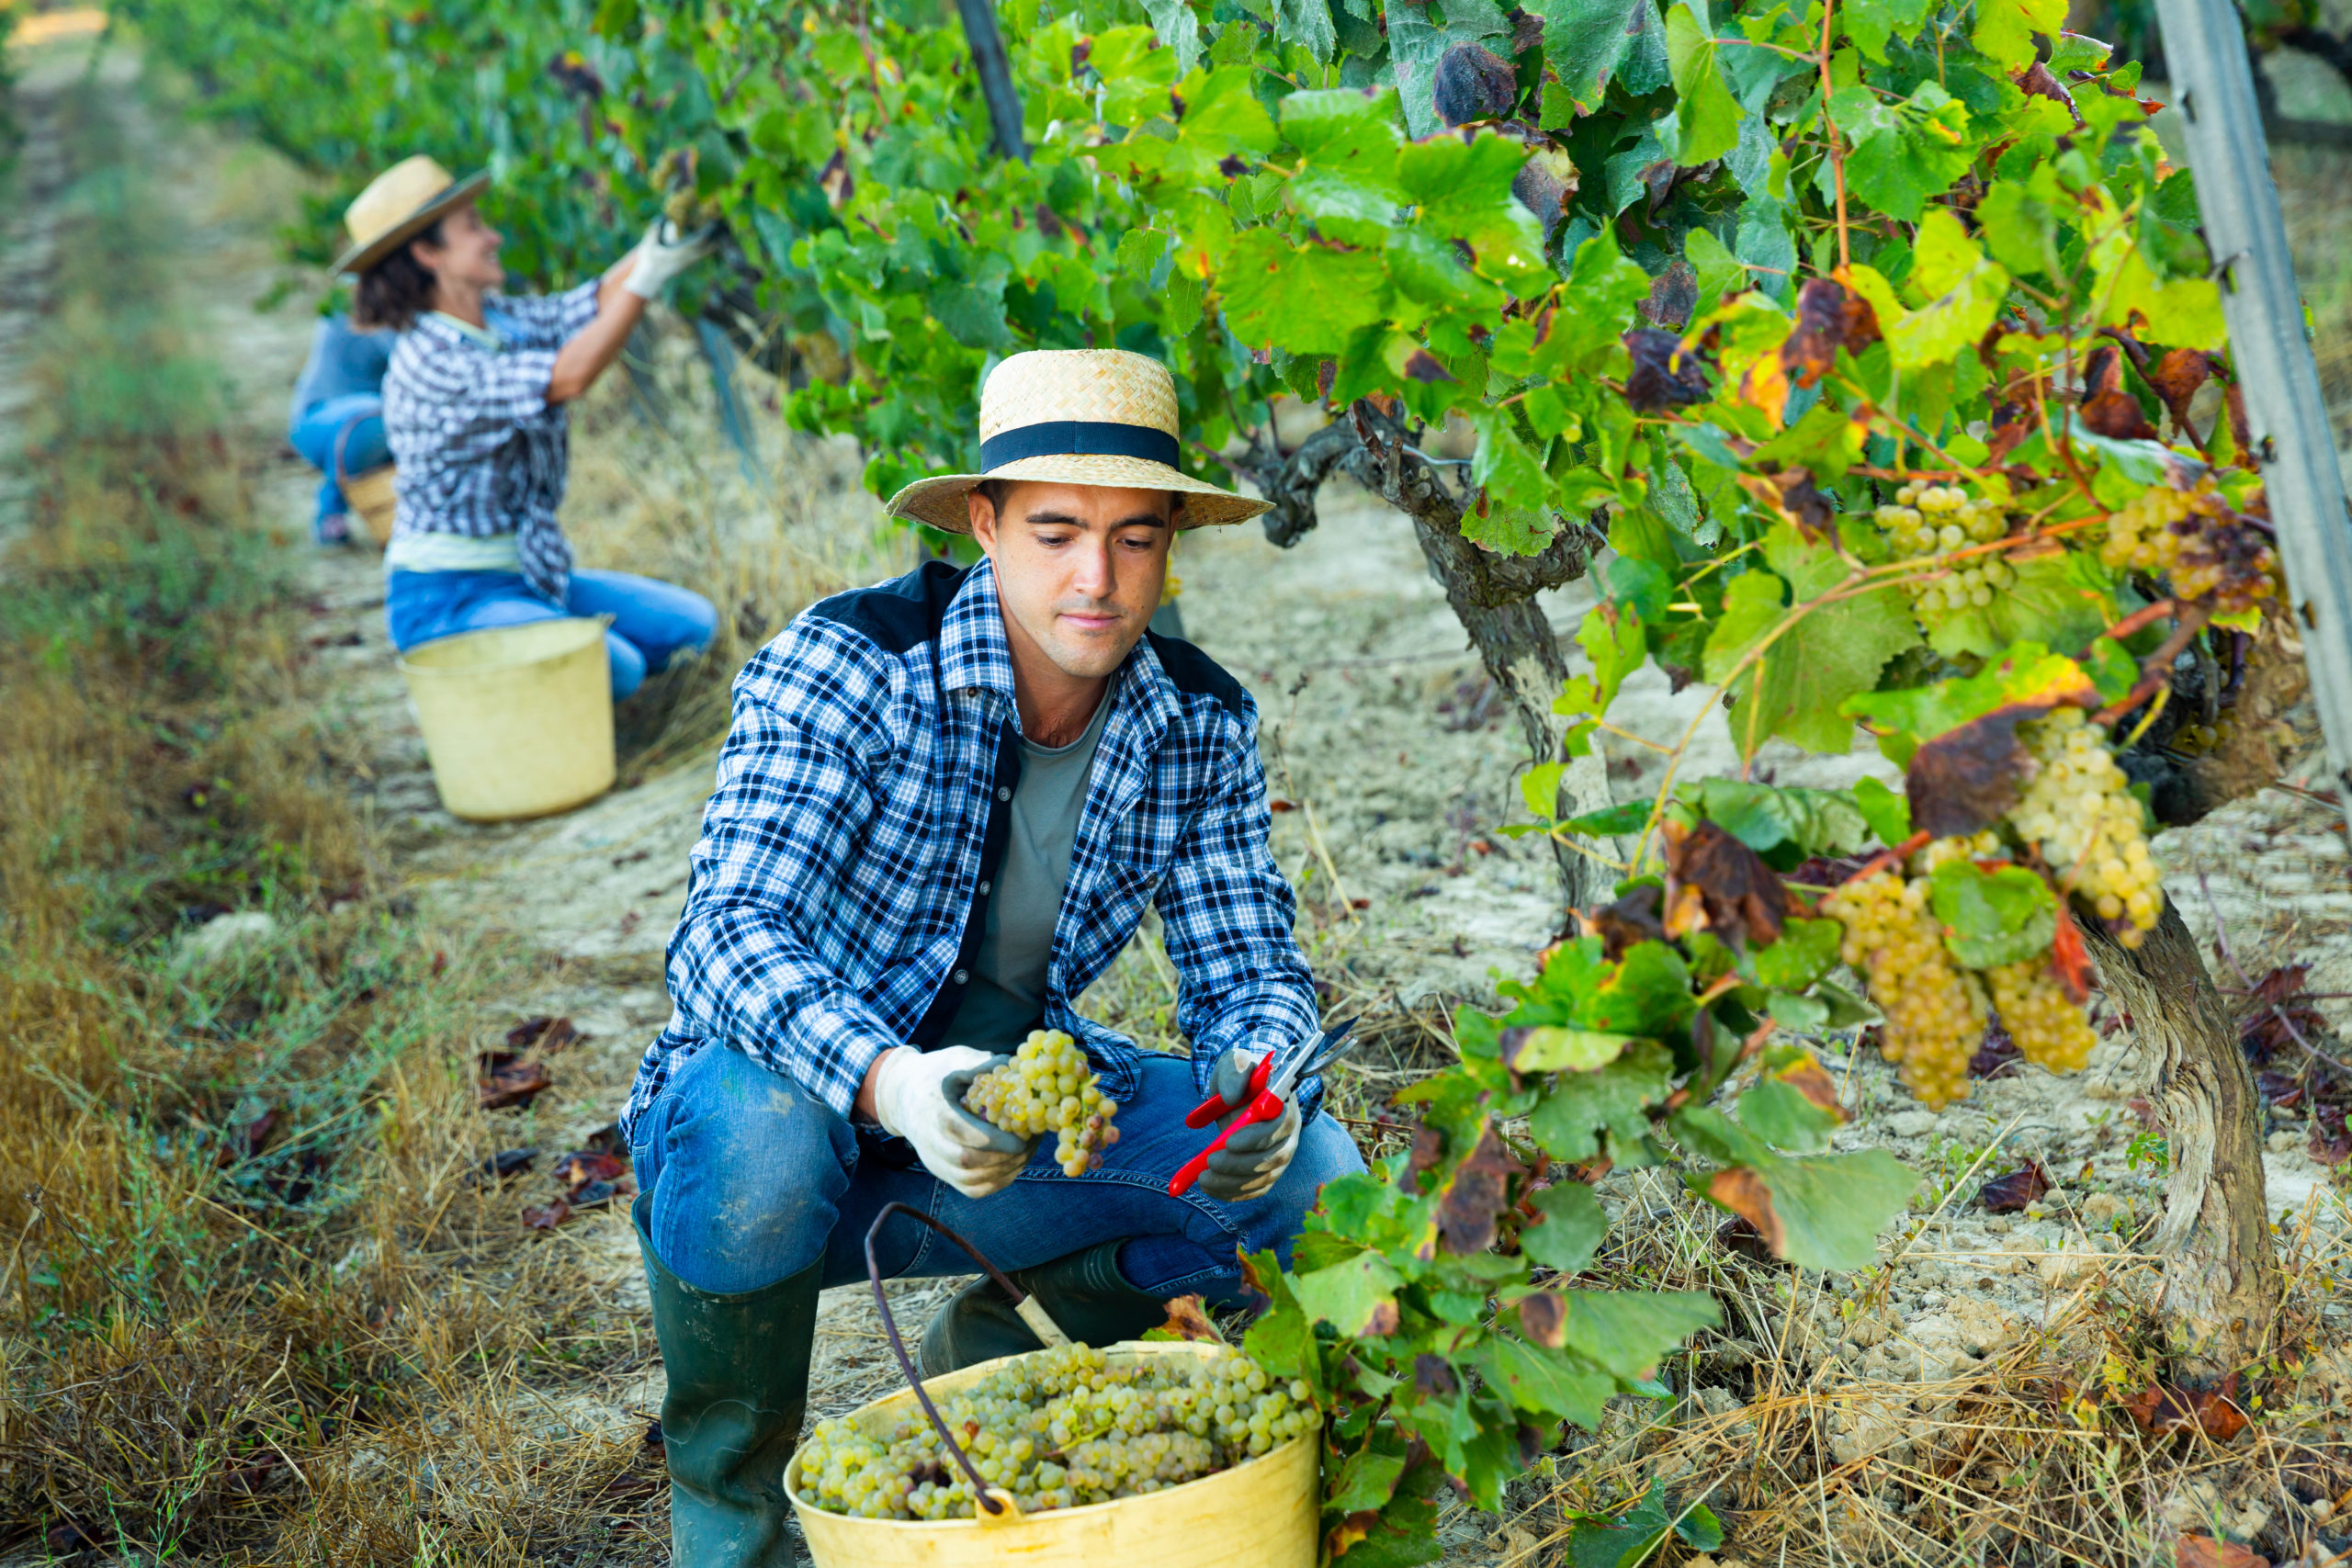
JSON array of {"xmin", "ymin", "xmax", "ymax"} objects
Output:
[
  {"xmin": 381, "ymin": 282, "xmax": 600, "ymax": 603},
  {"xmin": 619, "ymin": 558, "xmax": 1321, "ymax": 1138}
]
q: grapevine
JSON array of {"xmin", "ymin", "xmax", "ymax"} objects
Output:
[
  {"xmin": 794, "ymin": 1342, "xmax": 1316, "ymax": 1519},
  {"xmin": 962, "ymin": 1028, "xmax": 1121, "ymax": 1176},
  {"xmin": 1875, "ymin": 482, "xmax": 2017, "ymax": 616}
]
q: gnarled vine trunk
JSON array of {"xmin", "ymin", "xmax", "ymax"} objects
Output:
[
  {"xmin": 2086, "ymin": 904, "xmax": 2279, "ymax": 1370},
  {"xmin": 1236, "ymin": 400, "xmax": 1615, "ymax": 914}
]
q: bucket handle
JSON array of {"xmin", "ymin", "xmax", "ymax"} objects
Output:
[{"xmin": 862, "ymin": 1202, "xmax": 1070, "ymax": 1522}]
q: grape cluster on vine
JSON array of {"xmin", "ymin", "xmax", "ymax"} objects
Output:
[
  {"xmin": 963, "ymin": 1029, "xmax": 1121, "ymax": 1176},
  {"xmin": 2010, "ymin": 707, "xmax": 2163, "ymax": 946},
  {"xmin": 796, "ymin": 1342, "xmax": 1318, "ymax": 1519},
  {"xmin": 2100, "ymin": 481, "xmax": 2279, "ymax": 614},
  {"xmin": 1874, "ymin": 481, "xmax": 2016, "ymax": 615}
]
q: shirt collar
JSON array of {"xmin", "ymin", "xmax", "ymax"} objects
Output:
[
  {"xmin": 938, "ymin": 558, "xmax": 1179, "ymax": 737},
  {"xmin": 418, "ymin": 310, "xmax": 503, "ymax": 352}
]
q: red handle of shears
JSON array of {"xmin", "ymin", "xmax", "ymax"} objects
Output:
[
  {"xmin": 1168, "ymin": 1087, "xmax": 1284, "ymax": 1197},
  {"xmin": 1182, "ymin": 1053, "xmax": 1274, "ymax": 1130}
]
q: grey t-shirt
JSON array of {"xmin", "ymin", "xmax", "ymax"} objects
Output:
[{"xmin": 950, "ymin": 693, "xmax": 1114, "ymax": 1051}]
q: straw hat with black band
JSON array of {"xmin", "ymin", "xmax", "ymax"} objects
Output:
[
  {"xmin": 885, "ymin": 349, "xmax": 1271, "ymax": 533},
  {"xmin": 333, "ymin": 155, "xmax": 491, "ymax": 279}
]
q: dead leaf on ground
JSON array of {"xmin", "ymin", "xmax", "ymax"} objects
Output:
[
  {"xmin": 479, "ymin": 1146, "xmax": 538, "ymax": 1180},
  {"xmin": 504, "ymin": 1015, "xmax": 583, "ymax": 1053},
  {"xmin": 2122, "ymin": 1379, "xmax": 2250, "ymax": 1440},
  {"xmin": 1972, "ymin": 1016, "xmax": 2023, "ymax": 1078},
  {"xmin": 523, "ymin": 1199, "xmax": 572, "ymax": 1230},
  {"xmin": 553, "ymin": 1148, "xmax": 628, "ymax": 1188},
  {"xmin": 1662, "ymin": 818, "xmax": 1787, "ymax": 948},
  {"xmin": 2174, "ymin": 1537, "xmax": 2266, "ymax": 1568},
  {"xmin": 478, "ymin": 1052, "xmax": 554, "ymax": 1111},
  {"xmin": 1978, "ymin": 1158, "xmax": 2051, "ymax": 1213}
]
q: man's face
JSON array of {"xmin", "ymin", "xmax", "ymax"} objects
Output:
[
  {"xmin": 967, "ymin": 481, "xmax": 1173, "ymax": 681},
  {"xmin": 413, "ymin": 204, "xmax": 505, "ymax": 294}
]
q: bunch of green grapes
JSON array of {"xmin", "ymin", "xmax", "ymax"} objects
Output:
[
  {"xmin": 1985, "ymin": 958, "xmax": 2098, "ymax": 1074},
  {"xmin": 650, "ymin": 146, "xmax": 726, "ymax": 229},
  {"xmin": 1822, "ymin": 866, "xmax": 1987, "ymax": 1108},
  {"xmin": 796, "ymin": 1342, "xmax": 1320, "ymax": 1520},
  {"xmin": 1874, "ymin": 481, "xmax": 2016, "ymax": 615},
  {"xmin": 2009, "ymin": 707, "xmax": 2163, "ymax": 946},
  {"xmin": 964, "ymin": 1029, "xmax": 1121, "ymax": 1176},
  {"xmin": 2100, "ymin": 482, "xmax": 2279, "ymax": 614}
]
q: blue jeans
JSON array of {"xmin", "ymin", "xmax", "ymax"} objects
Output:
[
  {"xmin": 288, "ymin": 394, "xmax": 390, "ymax": 541},
  {"xmin": 385, "ymin": 568, "xmax": 718, "ymax": 701},
  {"xmin": 630, "ymin": 1044, "xmax": 1366, "ymax": 1298}
]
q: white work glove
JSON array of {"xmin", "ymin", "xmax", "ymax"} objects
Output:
[
  {"xmin": 870, "ymin": 1046, "xmax": 1035, "ymax": 1199},
  {"xmin": 1195, "ymin": 1045, "xmax": 1302, "ymax": 1202},
  {"xmin": 624, "ymin": 218, "xmax": 720, "ymax": 300}
]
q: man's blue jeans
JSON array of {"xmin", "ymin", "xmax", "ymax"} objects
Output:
[
  {"xmin": 629, "ymin": 1044, "xmax": 1367, "ymax": 1299},
  {"xmin": 385, "ymin": 568, "xmax": 718, "ymax": 701},
  {"xmin": 288, "ymin": 394, "xmax": 390, "ymax": 541}
]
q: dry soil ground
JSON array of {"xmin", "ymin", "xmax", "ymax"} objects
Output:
[{"xmin": 17, "ymin": 29, "xmax": 2352, "ymax": 1567}]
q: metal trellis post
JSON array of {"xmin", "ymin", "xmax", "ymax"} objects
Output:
[{"xmin": 2154, "ymin": 0, "xmax": 2352, "ymax": 813}]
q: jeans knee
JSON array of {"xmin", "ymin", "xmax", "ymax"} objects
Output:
[{"xmin": 607, "ymin": 634, "xmax": 649, "ymax": 700}]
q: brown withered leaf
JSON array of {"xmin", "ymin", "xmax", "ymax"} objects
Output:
[
  {"xmin": 2049, "ymin": 900, "xmax": 2094, "ymax": 1005},
  {"xmin": 1401, "ymin": 349, "xmax": 1455, "ymax": 384},
  {"xmin": 1971, "ymin": 1016, "xmax": 2023, "ymax": 1079},
  {"xmin": 1905, "ymin": 704, "xmax": 2040, "ymax": 840},
  {"xmin": 1431, "ymin": 42, "xmax": 1517, "ymax": 127},
  {"xmin": 1413, "ymin": 1352, "xmax": 1463, "ymax": 1399},
  {"xmin": 1986, "ymin": 400, "xmax": 2034, "ymax": 463},
  {"xmin": 2079, "ymin": 388, "xmax": 2156, "ymax": 440},
  {"xmin": 2223, "ymin": 378, "xmax": 2254, "ymax": 456},
  {"xmin": 1578, "ymin": 884, "xmax": 1667, "ymax": 961},
  {"xmin": 1663, "ymin": 818, "xmax": 1787, "ymax": 949},
  {"xmin": 2309, "ymin": 1104, "xmax": 2351, "ymax": 1166},
  {"xmin": 553, "ymin": 1148, "xmax": 628, "ymax": 1188},
  {"xmin": 1408, "ymin": 1126, "xmax": 1447, "ymax": 1185},
  {"xmin": 504, "ymin": 1015, "xmax": 583, "ymax": 1053},
  {"xmin": 1516, "ymin": 1292, "xmax": 1567, "ymax": 1348},
  {"xmin": 1623, "ymin": 327, "xmax": 1710, "ymax": 412},
  {"xmin": 478, "ymin": 1052, "xmax": 554, "ymax": 1111},
  {"xmin": 1154, "ymin": 1293, "xmax": 1227, "ymax": 1343},
  {"xmin": 1775, "ymin": 470, "xmax": 1836, "ymax": 539},
  {"xmin": 523, "ymin": 1199, "xmax": 573, "ymax": 1230},
  {"xmin": 2147, "ymin": 347, "xmax": 2213, "ymax": 430},
  {"xmin": 1435, "ymin": 1124, "xmax": 1522, "ymax": 1257},
  {"xmin": 2122, "ymin": 1379, "xmax": 2250, "ymax": 1441},
  {"xmin": 1706, "ymin": 1167, "xmax": 1783, "ymax": 1257},
  {"xmin": 2174, "ymin": 1537, "xmax": 2266, "ymax": 1568},
  {"xmin": 1781, "ymin": 277, "xmax": 1849, "ymax": 389},
  {"xmin": 818, "ymin": 149, "xmax": 854, "ymax": 211},
  {"xmin": 1640, "ymin": 260, "xmax": 1699, "ymax": 333},
  {"xmin": 1978, "ymin": 1157, "xmax": 2051, "ymax": 1213},
  {"xmin": 1507, "ymin": 5, "xmax": 1544, "ymax": 52},
  {"xmin": 1770, "ymin": 1050, "xmax": 1846, "ymax": 1121},
  {"xmin": 2014, "ymin": 61, "xmax": 2084, "ymax": 125}
]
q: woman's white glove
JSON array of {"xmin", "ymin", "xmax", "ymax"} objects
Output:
[
  {"xmin": 870, "ymin": 1046, "xmax": 1035, "ymax": 1199},
  {"xmin": 1196, "ymin": 1045, "xmax": 1302, "ymax": 1201},
  {"xmin": 624, "ymin": 218, "xmax": 720, "ymax": 300}
]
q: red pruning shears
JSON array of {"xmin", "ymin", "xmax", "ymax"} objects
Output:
[{"xmin": 1168, "ymin": 1019, "xmax": 1359, "ymax": 1198}]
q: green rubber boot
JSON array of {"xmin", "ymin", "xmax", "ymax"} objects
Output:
[
  {"xmin": 636, "ymin": 1194, "xmax": 823, "ymax": 1568},
  {"xmin": 919, "ymin": 1240, "xmax": 1168, "ymax": 1375}
]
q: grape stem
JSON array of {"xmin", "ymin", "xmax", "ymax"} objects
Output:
[
  {"xmin": 2093, "ymin": 608, "xmax": 2212, "ymax": 727},
  {"xmin": 2100, "ymin": 598, "xmax": 2177, "ymax": 643},
  {"xmin": 1841, "ymin": 830, "xmax": 1932, "ymax": 886}
]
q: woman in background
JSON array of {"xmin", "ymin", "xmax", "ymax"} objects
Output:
[
  {"xmin": 286, "ymin": 313, "xmax": 391, "ymax": 545},
  {"xmin": 337, "ymin": 154, "xmax": 719, "ymax": 699}
]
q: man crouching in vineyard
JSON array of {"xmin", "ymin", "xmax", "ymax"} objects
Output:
[{"xmin": 617, "ymin": 347, "xmax": 1363, "ymax": 1563}]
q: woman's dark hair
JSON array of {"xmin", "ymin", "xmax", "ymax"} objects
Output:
[{"xmin": 352, "ymin": 217, "xmax": 445, "ymax": 332}]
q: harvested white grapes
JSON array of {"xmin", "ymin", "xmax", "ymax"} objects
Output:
[
  {"xmin": 795, "ymin": 1342, "xmax": 1318, "ymax": 1520},
  {"xmin": 963, "ymin": 1029, "xmax": 1120, "ymax": 1176}
]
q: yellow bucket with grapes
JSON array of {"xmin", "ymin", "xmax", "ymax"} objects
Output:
[{"xmin": 786, "ymin": 1205, "xmax": 1320, "ymax": 1568}]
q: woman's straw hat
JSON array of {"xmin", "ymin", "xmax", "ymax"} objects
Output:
[
  {"xmin": 334, "ymin": 155, "xmax": 491, "ymax": 278},
  {"xmin": 885, "ymin": 349, "xmax": 1269, "ymax": 533}
]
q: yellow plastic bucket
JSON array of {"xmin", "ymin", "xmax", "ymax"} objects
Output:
[
  {"xmin": 343, "ymin": 465, "xmax": 398, "ymax": 547},
  {"xmin": 786, "ymin": 1340, "xmax": 1317, "ymax": 1568},
  {"xmin": 397, "ymin": 618, "xmax": 616, "ymax": 821}
]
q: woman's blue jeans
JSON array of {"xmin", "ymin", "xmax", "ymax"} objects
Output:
[
  {"xmin": 629, "ymin": 1044, "xmax": 1366, "ymax": 1299},
  {"xmin": 288, "ymin": 394, "xmax": 390, "ymax": 541},
  {"xmin": 385, "ymin": 568, "xmax": 718, "ymax": 700}
]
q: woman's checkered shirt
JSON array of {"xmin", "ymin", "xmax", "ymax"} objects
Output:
[{"xmin": 380, "ymin": 282, "xmax": 599, "ymax": 601}]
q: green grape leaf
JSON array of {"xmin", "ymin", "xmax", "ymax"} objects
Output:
[
  {"xmin": 1140, "ymin": 0, "xmax": 1206, "ymax": 73},
  {"xmin": 1528, "ymin": 1040, "xmax": 1677, "ymax": 1164},
  {"xmin": 1292, "ymin": 1247, "xmax": 1407, "ymax": 1337},
  {"xmin": 1555, "ymin": 1288, "xmax": 1721, "ymax": 1376},
  {"xmin": 1845, "ymin": 640, "xmax": 2100, "ymax": 742},
  {"xmin": 1751, "ymin": 916, "xmax": 1841, "ymax": 991},
  {"xmin": 1521, "ymin": 1179, "xmax": 1608, "ymax": 1273},
  {"xmin": 1851, "ymin": 775, "xmax": 1911, "ymax": 846},
  {"xmin": 1685, "ymin": 1140, "xmax": 1917, "ymax": 1269},
  {"xmin": 1238, "ymin": 1247, "xmax": 1327, "ymax": 1399},
  {"xmin": 1880, "ymin": 210, "xmax": 2009, "ymax": 367},
  {"xmin": 1218, "ymin": 229, "xmax": 1393, "ymax": 354},
  {"xmin": 1928, "ymin": 858, "xmax": 2057, "ymax": 967},
  {"xmin": 1327, "ymin": 1442, "xmax": 1408, "ymax": 1516},
  {"xmin": 1561, "ymin": 799, "xmax": 1655, "ymax": 837},
  {"xmin": 1736, "ymin": 1044, "xmax": 1848, "ymax": 1151},
  {"xmin": 1503, "ymin": 1027, "xmax": 1641, "ymax": 1073},
  {"xmin": 1973, "ymin": 0, "xmax": 2068, "ymax": 67},
  {"xmin": 1678, "ymin": 779, "xmax": 1872, "ymax": 859},
  {"xmin": 1386, "ymin": 0, "xmax": 1513, "ymax": 139},
  {"xmin": 1702, "ymin": 565, "xmax": 1918, "ymax": 758},
  {"xmin": 1479, "ymin": 1336, "xmax": 1617, "ymax": 1427},
  {"xmin": 1664, "ymin": 3, "xmax": 1741, "ymax": 165},
  {"xmin": 1276, "ymin": 0, "xmax": 1340, "ymax": 62},
  {"xmin": 1543, "ymin": 0, "xmax": 1666, "ymax": 112}
]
